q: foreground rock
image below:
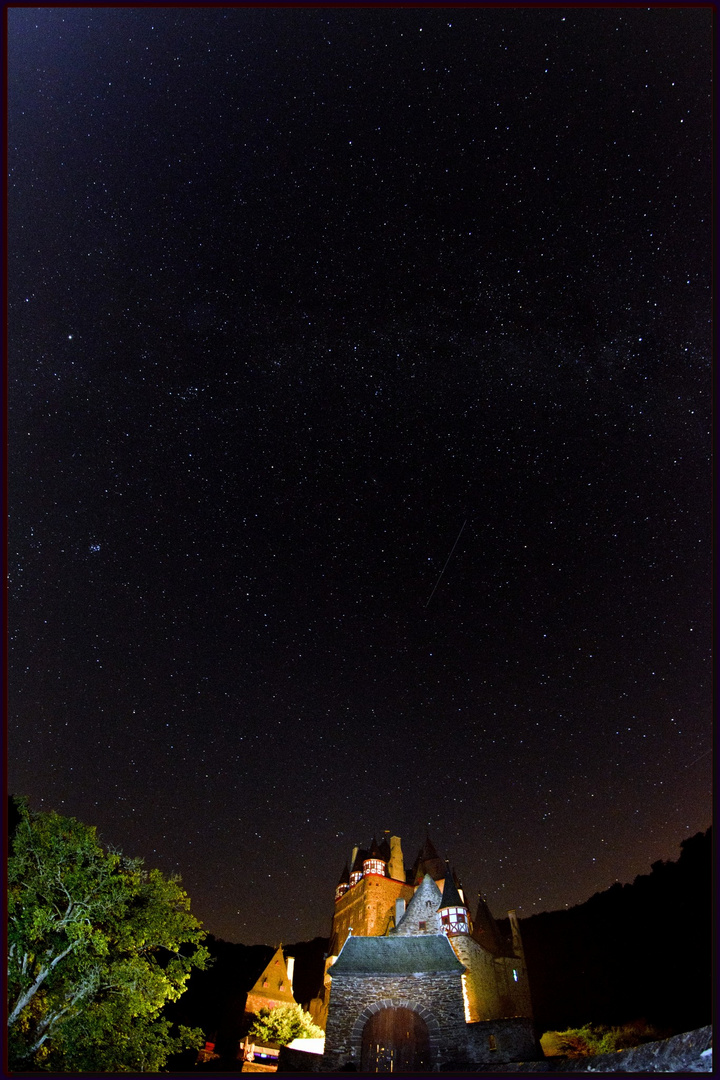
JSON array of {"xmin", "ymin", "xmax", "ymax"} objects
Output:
[
  {"xmin": 546, "ymin": 1024, "xmax": 712, "ymax": 1073},
  {"xmin": 438, "ymin": 1025, "xmax": 712, "ymax": 1073}
]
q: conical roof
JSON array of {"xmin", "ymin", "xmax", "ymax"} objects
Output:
[
  {"xmin": 351, "ymin": 848, "xmax": 368, "ymax": 874},
  {"xmin": 379, "ymin": 835, "xmax": 391, "ymax": 861},
  {"xmin": 419, "ymin": 834, "xmax": 441, "ymax": 861},
  {"xmin": 410, "ymin": 834, "xmax": 446, "ymax": 883},
  {"xmin": 439, "ymin": 868, "xmax": 467, "ymax": 910},
  {"xmin": 337, "ymin": 862, "xmax": 350, "ymax": 886},
  {"xmin": 395, "ymin": 874, "xmax": 443, "ymax": 935},
  {"xmin": 472, "ymin": 894, "xmax": 511, "ymax": 956}
]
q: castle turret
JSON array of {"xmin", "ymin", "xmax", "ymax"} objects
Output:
[
  {"xmin": 438, "ymin": 864, "xmax": 471, "ymax": 935},
  {"xmin": 362, "ymin": 836, "xmax": 387, "ymax": 877},
  {"xmin": 349, "ymin": 848, "xmax": 365, "ymax": 887},
  {"xmin": 334, "ymin": 863, "xmax": 350, "ymax": 902}
]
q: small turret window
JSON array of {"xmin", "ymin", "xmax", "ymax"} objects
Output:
[
  {"xmin": 512, "ymin": 968, "xmax": 519, "ymax": 982},
  {"xmin": 440, "ymin": 906, "xmax": 469, "ymax": 934},
  {"xmin": 350, "ymin": 870, "xmax": 363, "ymax": 886},
  {"xmin": 363, "ymin": 858, "xmax": 385, "ymax": 876}
]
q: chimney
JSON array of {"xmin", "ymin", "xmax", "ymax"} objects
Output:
[
  {"xmin": 395, "ymin": 898, "xmax": 406, "ymax": 925},
  {"xmin": 286, "ymin": 956, "xmax": 295, "ymax": 988},
  {"xmin": 388, "ymin": 835, "xmax": 405, "ymax": 881}
]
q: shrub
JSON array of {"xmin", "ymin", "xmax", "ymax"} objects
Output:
[
  {"xmin": 543, "ymin": 1020, "xmax": 667, "ymax": 1058},
  {"xmin": 248, "ymin": 1003, "xmax": 324, "ymax": 1045}
]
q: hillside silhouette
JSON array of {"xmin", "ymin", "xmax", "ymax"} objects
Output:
[{"xmin": 507, "ymin": 828, "xmax": 712, "ymax": 1033}]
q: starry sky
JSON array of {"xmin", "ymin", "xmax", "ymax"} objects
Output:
[{"xmin": 8, "ymin": 6, "xmax": 712, "ymax": 947}]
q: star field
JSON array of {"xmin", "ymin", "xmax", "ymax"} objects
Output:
[{"xmin": 8, "ymin": 7, "xmax": 711, "ymax": 945}]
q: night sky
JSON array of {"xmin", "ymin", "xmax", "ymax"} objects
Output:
[{"xmin": 8, "ymin": 6, "xmax": 712, "ymax": 948}]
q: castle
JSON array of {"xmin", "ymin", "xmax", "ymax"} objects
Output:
[{"xmin": 314, "ymin": 832, "xmax": 539, "ymax": 1072}]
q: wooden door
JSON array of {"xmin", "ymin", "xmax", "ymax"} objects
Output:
[{"xmin": 360, "ymin": 1006, "xmax": 430, "ymax": 1073}]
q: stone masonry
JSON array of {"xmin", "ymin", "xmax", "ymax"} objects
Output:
[{"xmin": 321, "ymin": 971, "xmax": 468, "ymax": 1072}]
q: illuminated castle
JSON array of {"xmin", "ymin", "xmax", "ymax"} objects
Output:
[{"xmin": 313, "ymin": 832, "xmax": 539, "ymax": 1071}]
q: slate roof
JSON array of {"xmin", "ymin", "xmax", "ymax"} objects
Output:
[
  {"xmin": 472, "ymin": 895, "xmax": 513, "ymax": 957},
  {"xmin": 351, "ymin": 848, "xmax": 369, "ymax": 874},
  {"xmin": 329, "ymin": 934, "xmax": 465, "ymax": 975},
  {"xmin": 439, "ymin": 871, "xmax": 466, "ymax": 910},
  {"xmin": 409, "ymin": 834, "xmax": 446, "ymax": 883},
  {"xmin": 394, "ymin": 873, "xmax": 443, "ymax": 935}
]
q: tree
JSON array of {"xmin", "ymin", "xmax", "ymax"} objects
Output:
[
  {"xmin": 248, "ymin": 1003, "xmax": 324, "ymax": 1045},
  {"xmin": 7, "ymin": 798, "xmax": 210, "ymax": 1071}
]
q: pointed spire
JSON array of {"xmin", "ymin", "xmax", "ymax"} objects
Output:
[
  {"xmin": 439, "ymin": 865, "xmax": 467, "ymax": 910},
  {"xmin": 337, "ymin": 862, "xmax": 350, "ymax": 885},
  {"xmin": 420, "ymin": 832, "xmax": 441, "ymax": 861},
  {"xmin": 363, "ymin": 837, "xmax": 387, "ymax": 877},
  {"xmin": 410, "ymin": 833, "xmax": 445, "ymax": 884}
]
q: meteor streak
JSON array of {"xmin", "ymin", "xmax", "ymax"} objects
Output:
[{"xmin": 424, "ymin": 519, "xmax": 467, "ymax": 608}]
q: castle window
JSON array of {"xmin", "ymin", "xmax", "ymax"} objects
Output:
[
  {"xmin": 262, "ymin": 979, "xmax": 268, "ymax": 987},
  {"xmin": 418, "ymin": 920, "xmax": 426, "ymax": 930},
  {"xmin": 488, "ymin": 1035, "xmax": 497, "ymax": 1051},
  {"xmin": 512, "ymin": 968, "xmax": 519, "ymax": 982},
  {"xmin": 350, "ymin": 870, "xmax": 363, "ymax": 886},
  {"xmin": 440, "ymin": 906, "xmax": 469, "ymax": 934},
  {"xmin": 279, "ymin": 982, "xmax": 285, "ymax": 990},
  {"xmin": 363, "ymin": 858, "xmax": 385, "ymax": 876}
]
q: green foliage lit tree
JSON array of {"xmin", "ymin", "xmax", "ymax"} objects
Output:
[
  {"xmin": 7, "ymin": 798, "xmax": 210, "ymax": 1071},
  {"xmin": 248, "ymin": 1003, "xmax": 324, "ymax": 1045}
]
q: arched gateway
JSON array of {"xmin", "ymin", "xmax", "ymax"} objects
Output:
[
  {"xmin": 360, "ymin": 1005, "xmax": 431, "ymax": 1072},
  {"xmin": 321, "ymin": 929, "xmax": 466, "ymax": 1072}
]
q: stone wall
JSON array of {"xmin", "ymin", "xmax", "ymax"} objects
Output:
[
  {"xmin": 332, "ymin": 874, "xmax": 413, "ymax": 951},
  {"xmin": 449, "ymin": 934, "xmax": 532, "ymax": 1023},
  {"xmin": 464, "ymin": 1017, "xmax": 539, "ymax": 1066},
  {"xmin": 451, "ymin": 934, "xmax": 502, "ymax": 1020},
  {"xmin": 320, "ymin": 971, "xmax": 467, "ymax": 1072}
]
